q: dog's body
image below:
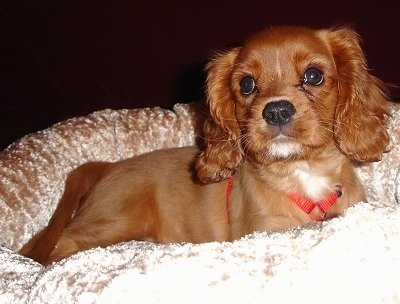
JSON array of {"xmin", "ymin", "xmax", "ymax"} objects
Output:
[{"xmin": 20, "ymin": 26, "xmax": 390, "ymax": 265}]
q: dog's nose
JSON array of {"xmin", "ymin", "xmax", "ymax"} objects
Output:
[{"xmin": 262, "ymin": 100, "xmax": 296, "ymax": 126}]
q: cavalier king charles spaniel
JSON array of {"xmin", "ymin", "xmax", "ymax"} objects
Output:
[{"xmin": 20, "ymin": 25, "xmax": 390, "ymax": 265}]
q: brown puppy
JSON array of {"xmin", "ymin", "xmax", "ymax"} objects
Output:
[{"xmin": 20, "ymin": 26, "xmax": 390, "ymax": 265}]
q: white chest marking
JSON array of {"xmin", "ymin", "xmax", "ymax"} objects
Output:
[{"xmin": 293, "ymin": 167, "xmax": 330, "ymax": 201}]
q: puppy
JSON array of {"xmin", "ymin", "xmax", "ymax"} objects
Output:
[{"xmin": 20, "ymin": 26, "xmax": 390, "ymax": 265}]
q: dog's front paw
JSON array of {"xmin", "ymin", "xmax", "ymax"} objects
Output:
[{"xmin": 195, "ymin": 145, "xmax": 242, "ymax": 183}]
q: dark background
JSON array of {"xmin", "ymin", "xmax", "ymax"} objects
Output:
[{"xmin": 1, "ymin": 1, "xmax": 399, "ymax": 150}]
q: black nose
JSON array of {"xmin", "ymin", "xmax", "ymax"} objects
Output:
[{"xmin": 262, "ymin": 100, "xmax": 296, "ymax": 126}]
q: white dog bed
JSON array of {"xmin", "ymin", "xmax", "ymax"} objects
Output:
[{"xmin": 0, "ymin": 102, "xmax": 399, "ymax": 303}]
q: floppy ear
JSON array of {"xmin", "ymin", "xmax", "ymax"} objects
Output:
[
  {"xmin": 323, "ymin": 27, "xmax": 390, "ymax": 162},
  {"xmin": 195, "ymin": 48, "xmax": 243, "ymax": 183}
]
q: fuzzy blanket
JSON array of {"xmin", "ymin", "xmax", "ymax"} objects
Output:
[{"xmin": 0, "ymin": 103, "xmax": 399, "ymax": 304}]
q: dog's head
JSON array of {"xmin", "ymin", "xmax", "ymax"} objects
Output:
[{"xmin": 196, "ymin": 26, "xmax": 390, "ymax": 183}]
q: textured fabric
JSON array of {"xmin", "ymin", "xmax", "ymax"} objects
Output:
[
  {"xmin": 0, "ymin": 102, "xmax": 399, "ymax": 304},
  {"xmin": 0, "ymin": 103, "xmax": 204, "ymax": 250}
]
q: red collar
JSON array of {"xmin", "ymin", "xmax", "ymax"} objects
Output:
[
  {"xmin": 288, "ymin": 185, "xmax": 343, "ymax": 221},
  {"xmin": 226, "ymin": 176, "xmax": 235, "ymax": 225},
  {"xmin": 226, "ymin": 176, "xmax": 342, "ymax": 223}
]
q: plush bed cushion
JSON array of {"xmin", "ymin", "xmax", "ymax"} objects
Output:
[{"xmin": 0, "ymin": 102, "xmax": 399, "ymax": 303}]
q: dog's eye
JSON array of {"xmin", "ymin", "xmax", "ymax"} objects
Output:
[
  {"xmin": 240, "ymin": 76, "xmax": 258, "ymax": 95},
  {"xmin": 303, "ymin": 67, "xmax": 324, "ymax": 86}
]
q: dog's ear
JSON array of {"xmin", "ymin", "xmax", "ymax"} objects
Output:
[
  {"xmin": 196, "ymin": 48, "xmax": 243, "ymax": 183},
  {"xmin": 322, "ymin": 27, "xmax": 390, "ymax": 162}
]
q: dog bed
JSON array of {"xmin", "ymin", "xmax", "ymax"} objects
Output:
[{"xmin": 0, "ymin": 102, "xmax": 399, "ymax": 304}]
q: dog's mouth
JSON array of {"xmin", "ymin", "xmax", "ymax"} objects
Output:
[
  {"xmin": 266, "ymin": 134, "xmax": 303, "ymax": 158},
  {"xmin": 268, "ymin": 124, "xmax": 294, "ymax": 138}
]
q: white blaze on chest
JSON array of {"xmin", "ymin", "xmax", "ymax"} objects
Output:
[{"xmin": 293, "ymin": 166, "xmax": 331, "ymax": 201}]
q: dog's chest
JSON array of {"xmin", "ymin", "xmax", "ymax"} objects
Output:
[{"xmin": 292, "ymin": 167, "xmax": 331, "ymax": 201}]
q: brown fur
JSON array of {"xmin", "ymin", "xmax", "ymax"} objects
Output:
[{"xmin": 20, "ymin": 26, "xmax": 390, "ymax": 265}]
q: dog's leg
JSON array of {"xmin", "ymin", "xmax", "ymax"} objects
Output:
[
  {"xmin": 19, "ymin": 162, "xmax": 109, "ymax": 265},
  {"xmin": 44, "ymin": 185, "xmax": 160, "ymax": 264}
]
